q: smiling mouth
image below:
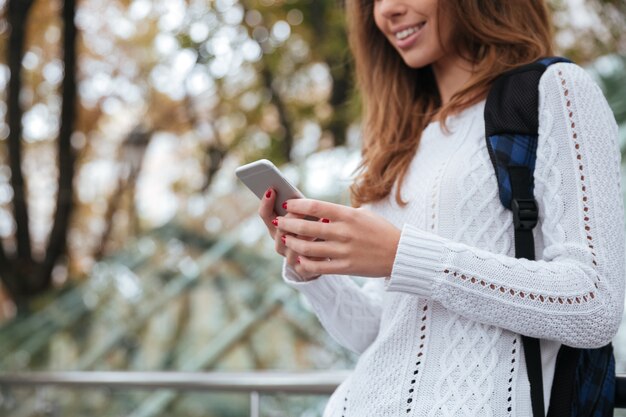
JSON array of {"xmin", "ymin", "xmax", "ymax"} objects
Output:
[{"xmin": 394, "ymin": 22, "xmax": 426, "ymax": 41}]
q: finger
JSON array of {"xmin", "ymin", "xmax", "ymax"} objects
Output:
[
  {"xmin": 283, "ymin": 198, "xmax": 347, "ymax": 222},
  {"xmin": 284, "ymin": 235, "xmax": 338, "ymax": 259},
  {"xmin": 276, "ymin": 216, "xmax": 336, "ymax": 240},
  {"xmin": 274, "ymin": 232, "xmax": 287, "ymax": 256},
  {"xmin": 278, "ymin": 234, "xmax": 319, "ymax": 258},
  {"xmin": 275, "ymin": 228, "xmax": 293, "ymax": 252},
  {"xmin": 285, "ymin": 213, "xmax": 320, "ymax": 241},
  {"xmin": 284, "ymin": 212, "xmax": 306, "ymax": 220},
  {"xmin": 288, "ymin": 252, "xmax": 327, "ymax": 280},
  {"xmin": 259, "ymin": 188, "xmax": 278, "ymax": 231},
  {"xmin": 259, "ymin": 188, "xmax": 276, "ymax": 219},
  {"xmin": 285, "ymin": 247, "xmax": 299, "ymax": 267},
  {"xmin": 284, "ymin": 212, "xmax": 305, "ymax": 236},
  {"xmin": 296, "ymin": 255, "xmax": 341, "ymax": 276}
]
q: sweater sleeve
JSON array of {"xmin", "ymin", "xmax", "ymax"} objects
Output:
[
  {"xmin": 385, "ymin": 62, "xmax": 625, "ymax": 349},
  {"xmin": 282, "ymin": 260, "xmax": 384, "ymax": 354}
]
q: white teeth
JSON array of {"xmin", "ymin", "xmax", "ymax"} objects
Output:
[{"xmin": 395, "ymin": 23, "xmax": 424, "ymax": 40}]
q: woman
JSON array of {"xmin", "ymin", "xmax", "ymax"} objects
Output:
[{"xmin": 258, "ymin": 0, "xmax": 624, "ymax": 415}]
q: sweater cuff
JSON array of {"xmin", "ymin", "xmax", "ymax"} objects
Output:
[
  {"xmin": 386, "ymin": 224, "xmax": 446, "ymax": 297},
  {"xmin": 283, "ymin": 260, "xmax": 314, "ymax": 283},
  {"xmin": 282, "ymin": 260, "xmax": 345, "ymax": 305}
]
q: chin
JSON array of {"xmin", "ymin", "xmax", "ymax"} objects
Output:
[
  {"xmin": 402, "ymin": 59, "xmax": 431, "ymax": 69},
  {"xmin": 400, "ymin": 56, "xmax": 433, "ymax": 69},
  {"xmin": 399, "ymin": 49, "xmax": 446, "ymax": 70}
]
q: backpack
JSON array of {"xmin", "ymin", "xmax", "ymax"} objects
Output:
[{"xmin": 484, "ymin": 57, "xmax": 616, "ymax": 417}]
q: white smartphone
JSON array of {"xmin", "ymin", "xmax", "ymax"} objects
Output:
[{"xmin": 235, "ymin": 159, "xmax": 305, "ymax": 216}]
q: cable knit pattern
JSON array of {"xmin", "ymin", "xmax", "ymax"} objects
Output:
[{"xmin": 281, "ymin": 63, "xmax": 624, "ymax": 416}]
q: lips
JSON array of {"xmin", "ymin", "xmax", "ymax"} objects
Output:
[
  {"xmin": 392, "ymin": 22, "xmax": 426, "ymax": 49},
  {"xmin": 394, "ymin": 22, "xmax": 425, "ymax": 40}
]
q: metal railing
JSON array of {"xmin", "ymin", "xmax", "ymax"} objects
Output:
[
  {"xmin": 0, "ymin": 370, "xmax": 348, "ymax": 393},
  {"xmin": 1, "ymin": 371, "xmax": 626, "ymax": 415},
  {"xmin": 0, "ymin": 371, "xmax": 350, "ymax": 417}
]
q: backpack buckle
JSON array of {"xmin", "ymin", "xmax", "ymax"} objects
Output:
[{"xmin": 512, "ymin": 198, "xmax": 538, "ymax": 230}]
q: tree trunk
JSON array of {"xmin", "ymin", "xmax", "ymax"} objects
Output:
[
  {"xmin": 39, "ymin": 0, "xmax": 78, "ymax": 292},
  {"xmin": 93, "ymin": 125, "xmax": 151, "ymax": 260},
  {"xmin": 0, "ymin": 0, "xmax": 36, "ymax": 312},
  {"xmin": 5, "ymin": 0, "xmax": 36, "ymax": 267},
  {"xmin": 0, "ymin": 0, "xmax": 79, "ymax": 311},
  {"xmin": 326, "ymin": 53, "xmax": 352, "ymax": 147},
  {"xmin": 261, "ymin": 66, "xmax": 294, "ymax": 161},
  {"xmin": 309, "ymin": 0, "xmax": 352, "ymax": 147}
]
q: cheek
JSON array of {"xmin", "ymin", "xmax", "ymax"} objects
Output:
[
  {"xmin": 373, "ymin": 9, "xmax": 384, "ymax": 33},
  {"xmin": 430, "ymin": 5, "xmax": 455, "ymax": 51},
  {"xmin": 373, "ymin": 14, "xmax": 394, "ymax": 47},
  {"xmin": 423, "ymin": 18, "xmax": 448, "ymax": 56}
]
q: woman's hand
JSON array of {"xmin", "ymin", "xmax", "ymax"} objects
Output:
[
  {"xmin": 275, "ymin": 198, "xmax": 402, "ymax": 278},
  {"xmin": 257, "ymin": 189, "xmax": 325, "ymax": 281}
]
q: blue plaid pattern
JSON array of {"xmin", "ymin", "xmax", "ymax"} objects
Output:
[
  {"xmin": 572, "ymin": 344, "xmax": 615, "ymax": 417},
  {"xmin": 487, "ymin": 133, "xmax": 538, "ymax": 209},
  {"xmin": 592, "ymin": 353, "xmax": 615, "ymax": 417}
]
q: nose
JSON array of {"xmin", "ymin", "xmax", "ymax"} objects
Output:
[{"xmin": 376, "ymin": 0, "xmax": 407, "ymax": 19}]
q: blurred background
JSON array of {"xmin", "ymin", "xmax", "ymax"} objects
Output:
[{"xmin": 0, "ymin": 0, "xmax": 624, "ymax": 416}]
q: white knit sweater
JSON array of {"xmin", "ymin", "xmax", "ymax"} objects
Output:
[{"xmin": 282, "ymin": 63, "xmax": 625, "ymax": 416}]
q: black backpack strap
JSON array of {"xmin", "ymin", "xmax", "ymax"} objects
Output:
[
  {"xmin": 485, "ymin": 56, "xmax": 572, "ymax": 417},
  {"xmin": 509, "ymin": 166, "xmax": 538, "ymax": 260},
  {"xmin": 547, "ymin": 345, "xmax": 580, "ymax": 417},
  {"xmin": 510, "ymin": 164, "xmax": 544, "ymax": 417}
]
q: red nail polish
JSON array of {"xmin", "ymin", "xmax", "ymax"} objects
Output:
[
  {"xmin": 266, "ymin": 189, "xmax": 272, "ymax": 198},
  {"xmin": 272, "ymin": 218, "xmax": 278, "ymax": 227},
  {"xmin": 281, "ymin": 235, "xmax": 286, "ymax": 244},
  {"xmin": 322, "ymin": 218, "xmax": 330, "ymax": 223},
  {"xmin": 282, "ymin": 202, "xmax": 288, "ymax": 210}
]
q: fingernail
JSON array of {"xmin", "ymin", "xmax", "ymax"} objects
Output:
[
  {"xmin": 282, "ymin": 202, "xmax": 287, "ymax": 210},
  {"xmin": 265, "ymin": 189, "xmax": 272, "ymax": 198},
  {"xmin": 281, "ymin": 235, "xmax": 286, "ymax": 244},
  {"xmin": 272, "ymin": 218, "xmax": 278, "ymax": 227},
  {"xmin": 321, "ymin": 218, "xmax": 330, "ymax": 223}
]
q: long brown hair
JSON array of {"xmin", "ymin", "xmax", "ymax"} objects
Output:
[{"xmin": 348, "ymin": 0, "xmax": 554, "ymax": 207}]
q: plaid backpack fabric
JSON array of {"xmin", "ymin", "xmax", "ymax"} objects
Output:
[{"xmin": 484, "ymin": 57, "xmax": 616, "ymax": 417}]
